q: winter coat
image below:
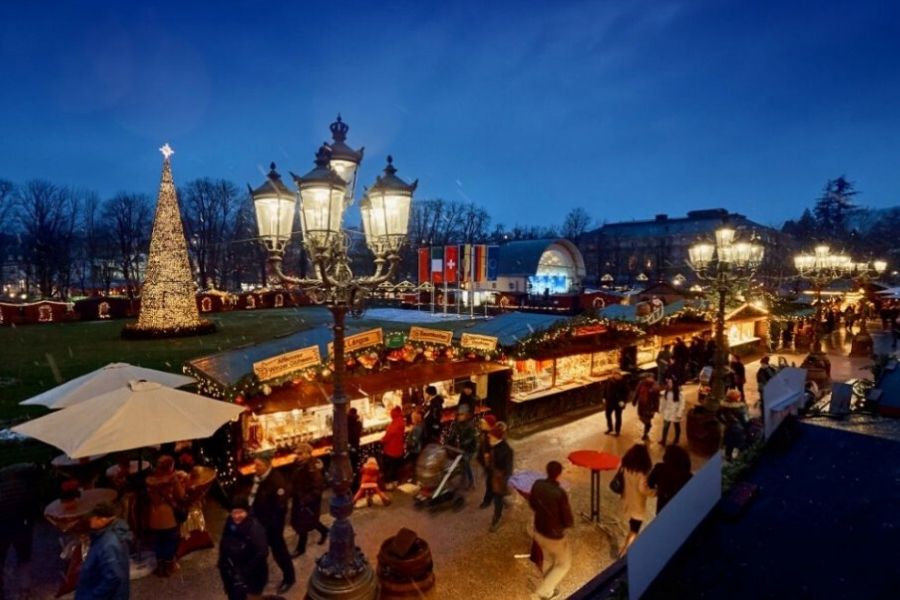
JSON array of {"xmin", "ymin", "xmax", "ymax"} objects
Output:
[
  {"xmin": 634, "ymin": 380, "xmax": 660, "ymax": 423},
  {"xmin": 445, "ymin": 419, "xmax": 478, "ymax": 455},
  {"xmin": 250, "ymin": 469, "xmax": 289, "ymax": 533},
  {"xmin": 457, "ymin": 391, "xmax": 479, "ymax": 415},
  {"xmin": 730, "ymin": 360, "xmax": 746, "ymax": 386},
  {"xmin": 75, "ymin": 519, "xmax": 132, "ymax": 600},
  {"xmin": 606, "ymin": 377, "xmax": 630, "ymax": 409},
  {"xmin": 218, "ymin": 515, "xmax": 269, "ymax": 598},
  {"xmin": 648, "ymin": 462, "xmax": 692, "ymax": 513},
  {"xmin": 529, "ymin": 479, "xmax": 574, "ymax": 540},
  {"xmin": 488, "ymin": 440, "xmax": 514, "ymax": 496},
  {"xmin": 144, "ymin": 471, "xmax": 185, "ymax": 531},
  {"xmin": 405, "ymin": 423, "xmax": 424, "ymax": 456},
  {"xmin": 717, "ymin": 399, "xmax": 749, "ymax": 450},
  {"xmin": 659, "ymin": 389, "xmax": 685, "ymax": 423},
  {"xmin": 348, "ymin": 413, "xmax": 363, "ymax": 450},
  {"xmin": 621, "ymin": 469, "xmax": 654, "ymax": 522},
  {"xmin": 290, "ymin": 458, "xmax": 326, "ymax": 532},
  {"xmin": 756, "ymin": 365, "xmax": 777, "ymax": 388},
  {"xmin": 381, "ymin": 407, "xmax": 406, "ymax": 459},
  {"xmin": 423, "ymin": 396, "xmax": 445, "ymax": 445}
]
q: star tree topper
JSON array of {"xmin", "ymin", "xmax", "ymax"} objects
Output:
[{"xmin": 159, "ymin": 143, "xmax": 174, "ymax": 160}]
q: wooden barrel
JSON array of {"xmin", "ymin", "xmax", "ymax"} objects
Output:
[{"xmin": 376, "ymin": 529, "xmax": 435, "ymax": 598}]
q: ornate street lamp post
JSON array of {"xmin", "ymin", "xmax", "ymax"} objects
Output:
[
  {"xmin": 794, "ymin": 245, "xmax": 853, "ymax": 389},
  {"xmin": 688, "ymin": 227, "xmax": 765, "ymax": 412},
  {"xmin": 251, "ymin": 117, "xmax": 416, "ymax": 600},
  {"xmin": 848, "ymin": 259, "xmax": 887, "ymax": 357}
]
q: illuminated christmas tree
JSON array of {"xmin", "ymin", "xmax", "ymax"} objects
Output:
[{"xmin": 123, "ymin": 144, "xmax": 215, "ymax": 339}]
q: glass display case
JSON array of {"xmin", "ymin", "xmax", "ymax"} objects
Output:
[
  {"xmin": 590, "ymin": 349, "xmax": 620, "ymax": 377},
  {"xmin": 727, "ymin": 321, "xmax": 759, "ymax": 348},
  {"xmin": 555, "ymin": 354, "xmax": 593, "ymax": 385},
  {"xmin": 511, "ymin": 359, "xmax": 554, "ymax": 397},
  {"xmin": 636, "ymin": 336, "xmax": 660, "ymax": 368}
]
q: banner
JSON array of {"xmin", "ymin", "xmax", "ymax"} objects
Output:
[
  {"xmin": 573, "ymin": 324, "xmax": 607, "ymax": 337},
  {"xmin": 253, "ymin": 345, "xmax": 321, "ymax": 381},
  {"xmin": 461, "ymin": 244, "xmax": 472, "ymax": 283},
  {"xmin": 445, "ymin": 245, "xmax": 459, "ymax": 283},
  {"xmin": 431, "ymin": 246, "xmax": 444, "ymax": 283},
  {"xmin": 327, "ymin": 328, "xmax": 383, "ymax": 356},
  {"xmin": 460, "ymin": 332, "xmax": 498, "ymax": 352},
  {"xmin": 417, "ymin": 248, "xmax": 430, "ymax": 284},
  {"xmin": 474, "ymin": 244, "xmax": 487, "ymax": 282},
  {"xmin": 487, "ymin": 245, "xmax": 500, "ymax": 281},
  {"xmin": 408, "ymin": 325, "xmax": 453, "ymax": 346}
]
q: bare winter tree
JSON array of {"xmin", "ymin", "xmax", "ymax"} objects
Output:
[
  {"xmin": 0, "ymin": 179, "xmax": 15, "ymax": 272},
  {"xmin": 103, "ymin": 192, "xmax": 152, "ymax": 291},
  {"xmin": 561, "ymin": 207, "xmax": 593, "ymax": 240},
  {"xmin": 16, "ymin": 180, "xmax": 80, "ymax": 298},
  {"xmin": 181, "ymin": 178, "xmax": 240, "ymax": 289}
]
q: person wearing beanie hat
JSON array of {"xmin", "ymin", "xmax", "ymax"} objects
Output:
[
  {"xmin": 485, "ymin": 421, "xmax": 514, "ymax": 532},
  {"xmin": 446, "ymin": 402, "xmax": 478, "ymax": 489},
  {"xmin": 77, "ymin": 501, "xmax": 132, "ymax": 600},
  {"xmin": 290, "ymin": 446, "xmax": 328, "ymax": 557},
  {"xmin": 352, "ymin": 457, "xmax": 392, "ymax": 507},
  {"xmin": 219, "ymin": 495, "xmax": 268, "ymax": 600}
]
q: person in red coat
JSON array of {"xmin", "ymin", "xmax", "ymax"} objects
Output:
[
  {"xmin": 380, "ymin": 406, "xmax": 406, "ymax": 490},
  {"xmin": 352, "ymin": 457, "xmax": 391, "ymax": 507}
]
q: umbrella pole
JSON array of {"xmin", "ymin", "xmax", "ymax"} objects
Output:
[{"xmin": 136, "ymin": 448, "xmax": 144, "ymax": 562}]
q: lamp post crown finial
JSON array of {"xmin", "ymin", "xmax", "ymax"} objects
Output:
[{"xmin": 330, "ymin": 114, "xmax": 349, "ymax": 143}]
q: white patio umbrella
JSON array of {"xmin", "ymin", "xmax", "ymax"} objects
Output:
[
  {"xmin": 20, "ymin": 362, "xmax": 195, "ymax": 409},
  {"xmin": 876, "ymin": 287, "xmax": 900, "ymax": 297},
  {"xmin": 12, "ymin": 380, "xmax": 245, "ymax": 458}
]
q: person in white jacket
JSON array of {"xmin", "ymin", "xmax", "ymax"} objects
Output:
[
  {"xmin": 618, "ymin": 443, "xmax": 656, "ymax": 558},
  {"xmin": 659, "ymin": 376, "xmax": 685, "ymax": 445}
]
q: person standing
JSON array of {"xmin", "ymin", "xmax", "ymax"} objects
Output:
[
  {"xmin": 655, "ymin": 345, "xmax": 671, "ymax": 384},
  {"xmin": 423, "ymin": 386, "xmax": 445, "ymax": 446},
  {"xmin": 445, "ymin": 404, "xmax": 479, "ymax": 489},
  {"xmin": 730, "ymin": 354, "xmax": 746, "ymax": 402},
  {"xmin": 0, "ymin": 463, "xmax": 39, "ymax": 599},
  {"xmin": 405, "ymin": 409, "xmax": 425, "ymax": 480},
  {"xmin": 75, "ymin": 502, "xmax": 132, "ymax": 600},
  {"xmin": 717, "ymin": 389, "xmax": 749, "ymax": 460},
  {"xmin": 633, "ymin": 374, "xmax": 660, "ymax": 442},
  {"xmin": 380, "ymin": 406, "xmax": 406, "ymax": 490},
  {"xmin": 647, "ymin": 445, "xmax": 692, "ymax": 513},
  {"xmin": 618, "ymin": 444, "xmax": 655, "ymax": 557},
  {"xmin": 144, "ymin": 455, "xmax": 186, "ymax": 577},
  {"xmin": 476, "ymin": 414, "xmax": 498, "ymax": 508},
  {"xmin": 528, "ymin": 461, "xmax": 574, "ymax": 600},
  {"xmin": 289, "ymin": 444, "xmax": 329, "ymax": 558},
  {"xmin": 756, "ymin": 356, "xmax": 778, "ymax": 414},
  {"xmin": 659, "ymin": 376, "xmax": 685, "ymax": 445},
  {"xmin": 604, "ymin": 372, "xmax": 629, "ymax": 436},
  {"xmin": 219, "ymin": 496, "xmax": 269, "ymax": 600},
  {"xmin": 249, "ymin": 455, "xmax": 294, "ymax": 594},
  {"xmin": 457, "ymin": 381, "xmax": 480, "ymax": 415},
  {"xmin": 347, "ymin": 407, "xmax": 363, "ymax": 476},
  {"xmin": 672, "ymin": 338, "xmax": 689, "ymax": 379},
  {"xmin": 485, "ymin": 422, "xmax": 513, "ymax": 532}
]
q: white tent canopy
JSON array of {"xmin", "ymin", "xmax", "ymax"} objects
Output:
[
  {"xmin": 20, "ymin": 362, "xmax": 194, "ymax": 409},
  {"xmin": 13, "ymin": 380, "xmax": 244, "ymax": 458}
]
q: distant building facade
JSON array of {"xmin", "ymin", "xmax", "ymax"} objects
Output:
[{"xmin": 579, "ymin": 208, "xmax": 787, "ymax": 286}]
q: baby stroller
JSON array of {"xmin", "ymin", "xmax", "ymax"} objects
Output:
[{"xmin": 413, "ymin": 443, "xmax": 466, "ymax": 513}]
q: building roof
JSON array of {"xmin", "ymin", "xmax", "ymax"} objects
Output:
[
  {"xmin": 587, "ymin": 209, "xmax": 766, "ymax": 239},
  {"xmin": 463, "ymin": 311, "xmax": 563, "ymax": 346},
  {"xmin": 497, "ymin": 238, "xmax": 586, "ymax": 278}
]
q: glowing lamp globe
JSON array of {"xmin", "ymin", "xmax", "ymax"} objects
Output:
[
  {"xmin": 292, "ymin": 145, "xmax": 347, "ymax": 252},
  {"xmin": 361, "ymin": 156, "xmax": 416, "ymax": 254},
  {"xmin": 250, "ymin": 163, "xmax": 296, "ymax": 253},
  {"xmin": 327, "ymin": 115, "xmax": 364, "ymax": 207}
]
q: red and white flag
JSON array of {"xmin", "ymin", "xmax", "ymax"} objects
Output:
[{"xmin": 444, "ymin": 245, "xmax": 459, "ymax": 283}]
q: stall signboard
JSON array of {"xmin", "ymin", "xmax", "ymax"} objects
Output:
[
  {"xmin": 409, "ymin": 326, "xmax": 453, "ymax": 346},
  {"xmin": 253, "ymin": 345, "xmax": 322, "ymax": 381},
  {"xmin": 327, "ymin": 328, "xmax": 384, "ymax": 356},
  {"xmin": 460, "ymin": 332, "xmax": 499, "ymax": 352},
  {"xmin": 386, "ymin": 331, "xmax": 406, "ymax": 349},
  {"xmin": 574, "ymin": 324, "xmax": 607, "ymax": 337}
]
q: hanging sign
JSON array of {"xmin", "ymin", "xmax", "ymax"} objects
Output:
[
  {"xmin": 408, "ymin": 326, "xmax": 453, "ymax": 346},
  {"xmin": 385, "ymin": 331, "xmax": 407, "ymax": 349},
  {"xmin": 253, "ymin": 345, "xmax": 321, "ymax": 381},
  {"xmin": 460, "ymin": 332, "xmax": 499, "ymax": 352},
  {"xmin": 328, "ymin": 328, "xmax": 384, "ymax": 356},
  {"xmin": 573, "ymin": 324, "xmax": 607, "ymax": 337}
]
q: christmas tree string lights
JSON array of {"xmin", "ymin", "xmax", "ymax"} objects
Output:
[{"xmin": 123, "ymin": 144, "xmax": 215, "ymax": 339}]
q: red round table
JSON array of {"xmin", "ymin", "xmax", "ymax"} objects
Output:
[{"xmin": 568, "ymin": 450, "xmax": 620, "ymax": 523}]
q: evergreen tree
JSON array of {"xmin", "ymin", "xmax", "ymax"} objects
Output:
[{"xmin": 814, "ymin": 176, "xmax": 858, "ymax": 240}]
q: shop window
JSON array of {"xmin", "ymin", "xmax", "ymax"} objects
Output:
[{"xmin": 98, "ymin": 301, "xmax": 111, "ymax": 319}]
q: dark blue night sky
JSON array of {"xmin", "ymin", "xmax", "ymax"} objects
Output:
[{"xmin": 2, "ymin": 0, "xmax": 899, "ymax": 228}]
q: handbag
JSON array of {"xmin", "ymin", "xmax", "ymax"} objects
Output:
[{"xmin": 609, "ymin": 467, "xmax": 625, "ymax": 495}]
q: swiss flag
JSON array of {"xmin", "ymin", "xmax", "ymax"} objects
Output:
[{"xmin": 444, "ymin": 245, "xmax": 458, "ymax": 283}]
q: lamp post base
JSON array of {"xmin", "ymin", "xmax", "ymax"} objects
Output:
[{"xmin": 306, "ymin": 555, "xmax": 379, "ymax": 600}]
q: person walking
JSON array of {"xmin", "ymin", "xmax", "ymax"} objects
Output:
[
  {"xmin": 0, "ymin": 463, "xmax": 39, "ymax": 598},
  {"xmin": 756, "ymin": 356, "xmax": 778, "ymax": 415},
  {"xmin": 659, "ymin": 376, "xmax": 685, "ymax": 445},
  {"xmin": 423, "ymin": 386, "xmax": 445, "ymax": 446},
  {"xmin": 380, "ymin": 406, "xmax": 406, "ymax": 490},
  {"xmin": 529, "ymin": 461, "xmax": 574, "ymax": 600},
  {"xmin": 405, "ymin": 409, "xmax": 425, "ymax": 480},
  {"xmin": 289, "ymin": 444, "xmax": 329, "ymax": 558},
  {"xmin": 604, "ymin": 372, "xmax": 629, "ymax": 436},
  {"xmin": 647, "ymin": 445, "xmax": 692, "ymax": 513},
  {"xmin": 717, "ymin": 389, "xmax": 749, "ymax": 460},
  {"xmin": 672, "ymin": 338, "xmax": 689, "ymax": 379},
  {"xmin": 219, "ymin": 496, "xmax": 269, "ymax": 600},
  {"xmin": 347, "ymin": 407, "xmax": 363, "ymax": 481},
  {"xmin": 618, "ymin": 444, "xmax": 655, "ymax": 557},
  {"xmin": 655, "ymin": 345, "xmax": 671, "ymax": 384},
  {"xmin": 249, "ymin": 454, "xmax": 294, "ymax": 594},
  {"xmin": 633, "ymin": 374, "xmax": 660, "ymax": 442},
  {"xmin": 445, "ymin": 404, "xmax": 479, "ymax": 489},
  {"xmin": 75, "ymin": 502, "xmax": 132, "ymax": 600},
  {"xmin": 730, "ymin": 354, "xmax": 746, "ymax": 402},
  {"xmin": 457, "ymin": 381, "xmax": 480, "ymax": 415},
  {"xmin": 476, "ymin": 414, "xmax": 498, "ymax": 508},
  {"xmin": 485, "ymin": 422, "xmax": 513, "ymax": 532},
  {"xmin": 144, "ymin": 455, "xmax": 186, "ymax": 577}
]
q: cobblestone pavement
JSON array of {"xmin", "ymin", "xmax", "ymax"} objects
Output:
[{"xmin": 7, "ymin": 325, "xmax": 895, "ymax": 599}]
